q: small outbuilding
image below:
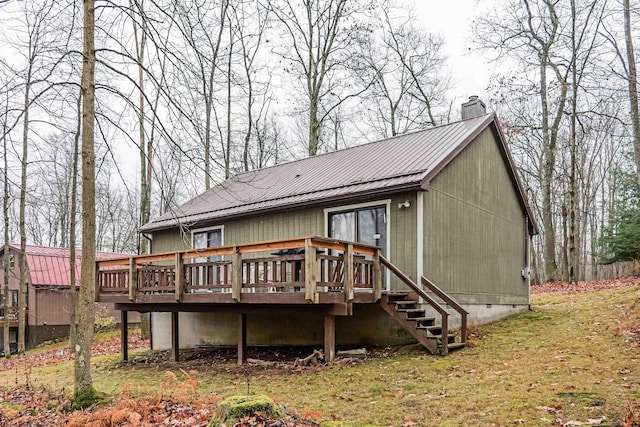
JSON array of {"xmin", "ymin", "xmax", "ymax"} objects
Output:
[{"xmin": 0, "ymin": 244, "xmax": 139, "ymax": 349}]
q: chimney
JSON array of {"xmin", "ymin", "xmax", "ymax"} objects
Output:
[{"xmin": 461, "ymin": 95, "xmax": 486, "ymax": 120}]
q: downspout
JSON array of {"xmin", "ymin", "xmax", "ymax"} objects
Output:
[
  {"xmin": 140, "ymin": 232, "xmax": 153, "ymax": 255},
  {"xmin": 524, "ymin": 217, "xmax": 532, "ymax": 311}
]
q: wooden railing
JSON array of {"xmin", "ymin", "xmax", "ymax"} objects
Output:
[
  {"xmin": 421, "ymin": 276, "xmax": 468, "ymax": 347},
  {"xmin": 96, "ymin": 236, "xmax": 383, "ymax": 304},
  {"xmin": 0, "ymin": 307, "xmax": 18, "ymax": 321},
  {"xmin": 380, "ymin": 256, "xmax": 467, "ymax": 355}
]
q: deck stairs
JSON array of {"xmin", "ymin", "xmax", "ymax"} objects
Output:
[
  {"xmin": 380, "ymin": 256, "xmax": 468, "ymax": 355},
  {"xmin": 380, "ymin": 292, "xmax": 466, "ymax": 355}
]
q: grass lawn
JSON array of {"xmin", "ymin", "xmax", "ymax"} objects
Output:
[{"xmin": 1, "ymin": 283, "xmax": 639, "ymax": 426}]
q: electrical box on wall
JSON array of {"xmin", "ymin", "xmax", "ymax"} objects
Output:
[{"xmin": 521, "ymin": 267, "xmax": 531, "ymax": 279}]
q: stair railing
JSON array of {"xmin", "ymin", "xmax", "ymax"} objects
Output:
[
  {"xmin": 380, "ymin": 256, "xmax": 452, "ymax": 354},
  {"xmin": 421, "ymin": 276, "xmax": 468, "ymax": 345}
]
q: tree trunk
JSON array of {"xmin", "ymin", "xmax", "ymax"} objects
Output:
[
  {"xmin": 624, "ymin": 0, "xmax": 640, "ymax": 180},
  {"xmin": 2, "ymin": 113, "xmax": 10, "ymax": 359},
  {"xmin": 73, "ymin": 0, "xmax": 97, "ymax": 407},
  {"xmin": 309, "ymin": 98, "xmax": 320, "ymax": 156},
  {"xmin": 18, "ymin": 63, "xmax": 32, "ymax": 353},
  {"xmin": 69, "ymin": 89, "xmax": 81, "ymax": 351}
]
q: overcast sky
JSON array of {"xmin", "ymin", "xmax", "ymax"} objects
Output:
[{"xmin": 412, "ymin": 0, "xmax": 494, "ymax": 109}]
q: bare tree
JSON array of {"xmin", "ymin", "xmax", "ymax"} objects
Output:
[
  {"xmin": 273, "ymin": 0, "xmax": 375, "ymax": 156},
  {"xmin": 476, "ymin": 0, "xmax": 569, "ymax": 281},
  {"xmin": 2, "ymin": 81, "xmax": 12, "ymax": 359},
  {"xmin": 360, "ymin": 1, "xmax": 451, "ymax": 138},
  {"xmin": 622, "ymin": 0, "xmax": 640, "ymax": 180},
  {"xmin": 73, "ymin": 0, "xmax": 97, "ymax": 407}
]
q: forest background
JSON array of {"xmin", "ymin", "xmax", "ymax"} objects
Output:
[{"xmin": 1, "ymin": 0, "xmax": 640, "ymax": 287}]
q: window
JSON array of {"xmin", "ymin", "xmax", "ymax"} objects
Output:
[
  {"xmin": 192, "ymin": 227, "xmax": 224, "ymax": 291},
  {"xmin": 193, "ymin": 228, "xmax": 223, "ymax": 256},
  {"xmin": 0, "ymin": 254, "xmax": 14, "ymax": 270},
  {"xmin": 328, "ymin": 205, "xmax": 387, "ymax": 256},
  {"xmin": 11, "ymin": 290, "xmax": 18, "ymax": 308}
]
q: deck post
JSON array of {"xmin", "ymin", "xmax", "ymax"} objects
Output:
[
  {"xmin": 373, "ymin": 248, "xmax": 382, "ymax": 301},
  {"xmin": 304, "ymin": 239, "xmax": 317, "ymax": 303},
  {"xmin": 120, "ymin": 310, "xmax": 128, "ymax": 362},
  {"xmin": 175, "ymin": 252, "xmax": 184, "ymax": 302},
  {"xmin": 232, "ymin": 247, "xmax": 242, "ymax": 302},
  {"xmin": 324, "ymin": 315, "xmax": 335, "ymax": 362},
  {"xmin": 170, "ymin": 311, "xmax": 180, "ymax": 362},
  {"xmin": 344, "ymin": 244, "xmax": 354, "ymax": 302},
  {"xmin": 440, "ymin": 313, "xmax": 449, "ymax": 356},
  {"xmin": 128, "ymin": 257, "xmax": 138, "ymax": 302},
  {"xmin": 237, "ymin": 312, "xmax": 247, "ymax": 365},
  {"xmin": 94, "ymin": 262, "xmax": 101, "ymax": 302}
]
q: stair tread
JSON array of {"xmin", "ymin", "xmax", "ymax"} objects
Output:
[
  {"xmin": 397, "ymin": 308, "xmax": 425, "ymax": 313},
  {"xmin": 395, "ymin": 301, "xmax": 417, "ymax": 306},
  {"xmin": 429, "ymin": 333, "xmax": 455, "ymax": 339},
  {"xmin": 438, "ymin": 343, "xmax": 466, "ymax": 350},
  {"xmin": 409, "ymin": 317, "xmax": 435, "ymax": 322}
]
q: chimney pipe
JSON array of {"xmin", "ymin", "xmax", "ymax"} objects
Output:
[{"xmin": 461, "ymin": 96, "xmax": 486, "ymax": 120}]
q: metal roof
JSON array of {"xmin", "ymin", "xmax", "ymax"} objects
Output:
[
  {"xmin": 3, "ymin": 245, "xmax": 130, "ymax": 287},
  {"xmin": 142, "ymin": 113, "xmax": 537, "ymax": 234}
]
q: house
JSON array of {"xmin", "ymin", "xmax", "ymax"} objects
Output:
[
  {"xmin": 0, "ymin": 244, "xmax": 140, "ymax": 349},
  {"xmin": 96, "ymin": 97, "xmax": 536, "ymax": 362}
]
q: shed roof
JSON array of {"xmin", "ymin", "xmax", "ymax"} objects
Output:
[
  {"xmin": 2, "ymin": 245, "xmax": 130, "ymax": 287},
  {"xmin": 142, "ymin": 113, "xmax": 537, "ymax": 234}
]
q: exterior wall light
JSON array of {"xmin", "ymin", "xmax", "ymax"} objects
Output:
[{"xmin": 398, "ymin": 200, "xmax": 411, "ymax": 209}]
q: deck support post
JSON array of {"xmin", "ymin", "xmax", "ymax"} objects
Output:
[
  {"xmin": 237, "ymin": 312, "xmax": 247, "ymax": 365},
  {"xmin": 304, "ymin": 239, "xmax": 317, "ymax": 303},
  {"xmin": 232, "ymin": 247, "xmax": 242, "ymax": 302},
  {"xmin": 128, "ymin": 258, "xmax": 138, "ymax": 302},
  {"xmin": 170, "ymin": 311, "xmax": 180, "ymax": 362},
  {"xmin": 94, "ymin": 262, "xmax": 101, "ymax": 302},
  {"xmin": 175, "ymin": 253, "xmax": 184, "ymax": 301},
  {"xmin": 324, "ymin": 315, "xmax": 335, "ymax": 362},
  {"xmin": 373, "ymin": 248, "xmax": 382, "ymax": 301},
  {"xmin": 120, "ymin": 310, "xmax": 128, "ymax": 362},
  {"xmin": 344, "ymin": 244, "xmax": 354, "ymax": 302}
]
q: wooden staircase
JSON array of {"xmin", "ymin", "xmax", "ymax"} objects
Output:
[
  {"xmin": 380, "ymin": 292, "xmax": 466, "ymax": 355},
  {"xmin": 380, "ymin": 256, "xmax": 468, "ymax": 355}
]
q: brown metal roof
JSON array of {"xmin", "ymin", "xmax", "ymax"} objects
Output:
[
  {"xmin": 142, "ymin": 113, "xmax": 538, "ymax": 234},
  {"xmin": 3, "ymin": 245, "xmax": 131, "ymax": 287}
]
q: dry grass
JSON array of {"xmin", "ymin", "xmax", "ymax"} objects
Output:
[{"xmin": 2, "ymin": 285, "xmax": 640, "ymax": 426}]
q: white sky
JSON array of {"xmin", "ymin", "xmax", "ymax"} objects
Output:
[{"xmin": 412, "ymin": 0, "xmax": 494, "ymax": 109}]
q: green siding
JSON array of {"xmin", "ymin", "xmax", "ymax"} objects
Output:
[
  {"xmin": 389, "ymin": 193, "xmax": 417, "ymax": 290},
  {"xmin": 152, "ymin": 229, "xmax": 191, "ymax": 253},
  {"xmin": 422, "ymin": 127, "xmax": 527, "ymax": 304},
  {"xmin": 149, "ymin": 195, "xmax": 418, "ymax": 291},
  {"xmin": 224, "ymin": 207, "xmax": 324, "ymax": 245}
]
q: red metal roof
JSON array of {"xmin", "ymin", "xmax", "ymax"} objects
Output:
[
  {"xmin": 6, "ymin": 245, "xmax": 131, "ymax": 287},
  {"xmin": 142, "ymin": 113, "xmax": 537, "ymax": 234}
]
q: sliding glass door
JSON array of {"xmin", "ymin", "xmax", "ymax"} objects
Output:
[{"xmin": 328, "ymin": 205, "xmax": 387, "ymax": 256}]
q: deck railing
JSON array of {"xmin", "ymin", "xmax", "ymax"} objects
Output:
[
  {"xmin": 96, "ymin": 236, "xmax": 383, "ymax": 304},
  {"xmin": 0, "ymin": 307, "xmax": 18, "ymax": 321},
  {"xmin": 380, "ymin": 256, "xmax": 468, "ymax": 355}
]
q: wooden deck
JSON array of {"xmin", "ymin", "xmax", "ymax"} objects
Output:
[
  {"xmin": 96, "ymin": 236, "xmax": 383, "ymax": 307},
  {"xmin": 97, "ymin": 236, "xmax": 467, "ymax": 363}
]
